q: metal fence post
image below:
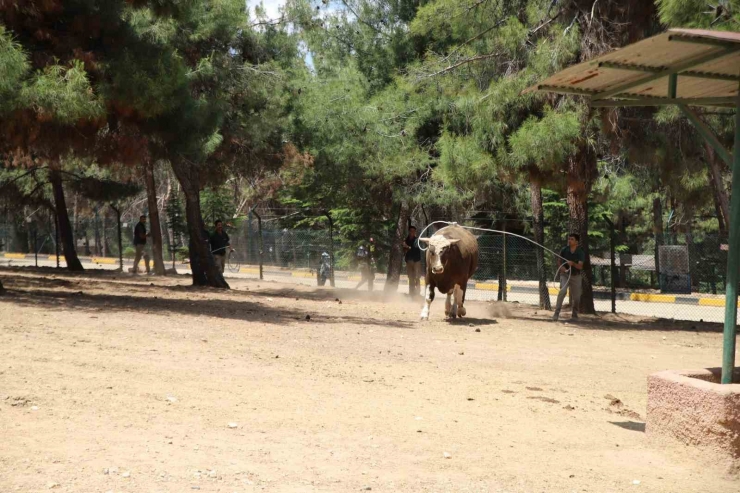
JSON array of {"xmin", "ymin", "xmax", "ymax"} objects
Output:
[
  {"xmin": 327, "ymin": 212, "xmax": 335, "ymax": 287},
  {"xmin": 606, "ymin": 217, "xmax": 616, "ymax": 314},
  {"xmin": 54, "ymin": 212, "xmax": 60, "ymax": 269},
  {"xmin": 110, "ymin": 204, "xmax": 123, "ymax": 271},
  {"xmin": 501, "ymin": 221, "xmax": 508, "ymax": 302},
  {"xmin": 253, "ymin": 210, "xmax": 264, "ymax": 280}
]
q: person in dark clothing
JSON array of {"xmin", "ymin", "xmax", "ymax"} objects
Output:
[
  {"xmin": 210, "ymin": 220, "xmax": 231, "ymax": 274},
  {"xmin": 403, "ymin": 226, "xmax": 422, "ymax": 297},
  {"xmin": 553, "ymin": 233, "xmax": 585, "ymax": 321},
  {"xmin": 355, "ymin": 237, "xmax": 376, "ymax": 291},
  {"xmin": 133, "ymin": 215, "xmax": 150, "ymax": 274}
]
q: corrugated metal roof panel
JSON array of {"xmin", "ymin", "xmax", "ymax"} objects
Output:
[{"xmin": 524, "ymin": 29, "xmax": 740, "ymax": 104}]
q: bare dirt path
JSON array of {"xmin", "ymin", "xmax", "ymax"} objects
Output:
[{"xmin": 0, "ymin": 268, "xmax": 736, "ymax": 492}]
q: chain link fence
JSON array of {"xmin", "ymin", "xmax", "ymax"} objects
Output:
[
  {"xmin": 1, "ymin": 210, "xmax": 733, "ymax": 323},
  {"xmin": 224, "ymin": 217, "xmax": 732, "ymax": 323}
]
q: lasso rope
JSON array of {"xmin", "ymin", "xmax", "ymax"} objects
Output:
[{"xmin": 417, "ymin": 221, "xmax": 573, "ymax": 294}]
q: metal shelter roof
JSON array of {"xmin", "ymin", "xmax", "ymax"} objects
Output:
[
  {"xmin": 523, "ymin": 29, "xmax": 740, "ymax": 107},
  {"xmin": 527, "ymin": 28, "xmax": 740, "ymax": 384}
]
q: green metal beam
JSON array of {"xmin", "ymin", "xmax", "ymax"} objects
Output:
[
  {"xmin": 721, "ymin": 88, "xmax": 740, "ymax": 384},
  {"xmin": 593, "ymin": 47, "xmax": 739, "ymax": 101},
  {"xmin": 678, "ymin": 105, "xmax": 734, "ymax": 166},
  {"xmin": 536, "ymin": 85, "xmax": 598, "ymax": 97},
  {"xmin": 592, "ymin": 97, "xmax": 737, "ymax": 108},
  {"xmin": 682, "ymin": 71, "xmax": 740, "ymax": 82},
  {"xmin": 668, "ymin": 34, "xmax": 740, "ymax": 49},
  {"xmin": 598, "ymin": 61, "xmax": 740, "ymax": 82},
  {"xmin": 598, "ymin": 61, "xmax": 662, "ymax": 73},
  {"xmin": 668, "ymin": 74, "xmax": 678, "ymax": 99}
]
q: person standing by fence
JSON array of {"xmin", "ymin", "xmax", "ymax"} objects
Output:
[
  {"xmin": 210, "ymin": 220, "xmax": 231, "ymax": 274},
  {"xmin": 403, "ymin": 226, "xmax": 422, "ymax": 297},
  {"xmin": 553, "ymin": 233, "xmax": 584, "ymax": 321},
  {"xmin": 133, "ymin": 215, "xmax": 150, "ymax": 275}
]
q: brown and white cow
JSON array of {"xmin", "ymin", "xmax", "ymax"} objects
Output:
[{"xmin": 418, "ymin": 225, "xmax": 478, "ymax": 320}]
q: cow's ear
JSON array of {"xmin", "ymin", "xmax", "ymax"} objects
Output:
[
  {"xmin": 448, "ymin": 239, "xmax": 461, "ymax": 245},
  {"xmin": 418, "ymin": 238, "xmax": 430, "ymax": 244}
]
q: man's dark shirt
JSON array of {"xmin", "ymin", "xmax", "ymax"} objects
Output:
[
  {"xmin": 560, "ymin": 246, "xmax": 585, "ymax": 275},
  {"xmin": 210, "ymin": 230, "xmax": 230, "ymax": 256},
  {"xmin": 404, "ymin": 236, "xmax": 421, "ymax": 263},
  {"xmin": 134, "ymin": 222, "xmax": 147, "ymax": 245}
]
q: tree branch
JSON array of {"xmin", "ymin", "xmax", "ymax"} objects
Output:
[
  {"xmin": 0, "ymin": 167, "xmax": 40, "ymax": 193},
  {"xmin": 418, "ymin": 53, "xmax": 501, "ymax": 80}
]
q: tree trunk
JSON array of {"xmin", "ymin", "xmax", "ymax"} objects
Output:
[
  {"xmin": 171, "ymin": 161, "xmax": 229, "ymax": 288},
  {"xmin": 384, "ymin": 201, "xmax": 410, "ymax": 293},
  {"xmin": 49, "ymin": 167, "xmax": 84, "ymax": 271},
  {"xmin": 144, "ymin": 161, "xmax": 166, "ymax": 275},
  {"xmin": 93, "ymin": 207, "xmax": 101, "ymax": 256},
  {"xmin": 161, "ymin": 174, "xmax": 175, "ymax": 268},
  {"xmin": 102, "ymin": 212, "xmax": 108, "ymax": 257},
  {"xmin": 686, "ymin": 223, "xmax": 700, "ymax": 290},
  {"xmin": 73, "ymin": 193, "xmax": 78, "ymax": 246},
  {"xmin": 160, "ymin": 174, "xmax": 172, "ymax": 266},
  {"xmin": 653, "ymin": 197, "xmax": 663, "ymax": 288},
  {"xmin": 706, "ymin": 143, "xmax": 729, "ymax": 235},
  {"xmin": 530, "ymin": 178, "xmax": 551, "ymax": 309},
  {"xmin": 566, "ymin": 145, "xmax": 595, "ymax": 314},
  {"xmin": 710, "ymin": 180, "xmax": 727, "ymax": 235}
]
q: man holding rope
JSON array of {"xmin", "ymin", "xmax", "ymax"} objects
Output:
[
  {"xmin": 553, "ymin": 233, "xmax": 585, "ymax": 321},
  {"xmin": 210, "ymin": 220, "xmax": 232, "ymax": 274}
]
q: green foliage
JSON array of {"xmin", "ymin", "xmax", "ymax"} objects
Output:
[
  {"xmin": 508, "ymin": 108, "xmax": 581, "ymax": 170},
  {"xmin": 69, "ymin": 177, "xmax": 141, "ymax": 203},
  {"xmin": 0, "ymin": 25, "xmax": 28, "ymax": 111},
  {"xmin": 22, "ymin": 61, "xmax": 104, "ymax": 124},
  {"xmin": 657, "ymin": 0, "xmax": 740, "ymax": 28},
  {"xmin": 200, "ymin": 187, "xmax": 235, "ymax": 227},
  {"xmin": 165, "ymin": 190, "xmax": 187, "ymax": 242}
]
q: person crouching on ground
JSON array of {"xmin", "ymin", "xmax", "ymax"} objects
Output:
[
  {"xmin": 133, "ymin": 215, "xmax": 150, "ymax": 275},
  {"xmin": 553, "ymin": 233, "xmax": 584, "ymax": 321},
  {"xmin": 210, "ymin": 220, "xmax": 232, "ymax": 274}
]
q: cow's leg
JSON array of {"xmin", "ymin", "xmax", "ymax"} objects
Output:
[
  {"xmin": 420, "ymin": 283, "xmax": 435, "ymax": 320},
  {"xmin": 458, "ymin": 285, "xmax": 467, "ymax": 317},
  {"xmin": 445, "ymin": 291, "xmax": 453, "ymax": 317},
  {"xmin": 451, "ymin": 285, "xmax": 463, "ymax": 318}
]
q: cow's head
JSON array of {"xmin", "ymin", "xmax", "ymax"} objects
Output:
[{"xmin": 419, "ymin": 235, "xmax": 460, "ymax": 275}]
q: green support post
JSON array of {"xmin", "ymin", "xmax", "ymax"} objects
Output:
[
  {"xmin": 668, "ymin": 74, "xmax": 677, "ymax": 98},
  {"xmin": 721, "ymin": 92, "xmax": 740, "ymax": 384}
]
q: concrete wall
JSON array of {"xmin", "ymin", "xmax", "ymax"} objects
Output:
[{"xmin": 647, "ymin": 368, "xmax": 740, "ymax": 472}]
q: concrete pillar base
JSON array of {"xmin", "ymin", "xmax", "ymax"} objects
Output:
[{"xmin": 647, "ymin": 368, "xmax": 740, "ymax": 473}]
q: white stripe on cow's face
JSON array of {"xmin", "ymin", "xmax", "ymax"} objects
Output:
[{"xmin": 419, "ymin": 235, "xmax": 460, "ymax": 275}]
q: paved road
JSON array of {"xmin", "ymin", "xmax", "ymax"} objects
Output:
[{"xmin": 1, "ymin": 257, "xmax": 730, "ymax": 323}]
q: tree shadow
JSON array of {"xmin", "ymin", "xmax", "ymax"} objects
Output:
[
  {"xmin": 609, "ymin": 421, "xmax": 646, "ymax": 433},
  {"xmin": 448, "ymin": 317, "xmax": 499, "ymax": 327},
  {"xmin": 0, "ymin": 274, "xmax": 415, "ymax": 329},
  {"xmin": 512, "ymin": 312, "xmax": 724, "ymax": 334},
  {"xmin": 1, "ymin": 266, "xmax": 422, "ymax": 307}
]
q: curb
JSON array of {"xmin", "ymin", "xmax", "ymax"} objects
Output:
[{"xmin": 1, "ymin": 253, "xmax": 731, "ymax": 306}]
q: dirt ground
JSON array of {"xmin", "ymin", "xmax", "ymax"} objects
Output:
[{"xmin": 0, "ymin": 268, "xmax": 737, "ymax": 493}]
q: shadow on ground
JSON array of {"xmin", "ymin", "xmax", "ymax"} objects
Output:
[
  {"xmin": 2, "ymin": 267, "xmax": 723, "ymax": 333},
  {"xmin": 448, "ymin": 317, "xmax": 499, "ymax": 327},
  {"xmin": 507, "ymin": 311, "xmax": 724, "ymax": 333},
  {"xmin": 609, "ymin": 421, "xmax": 646, "ymax": 433},
  {"xmin": 0, "ymin": 270, "xmax": 415, "ymax": 329}
]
